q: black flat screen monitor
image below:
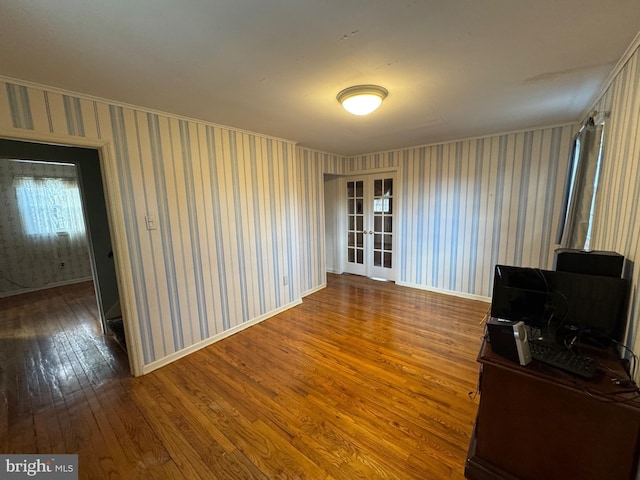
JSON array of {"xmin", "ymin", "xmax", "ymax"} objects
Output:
[
  {"xmin": 490, "ymin": 265, "xmax": 550, "ymax": 328},
  {"xmin": 491, "ymin": 265, "xmax": 629, "ymax": 343}
]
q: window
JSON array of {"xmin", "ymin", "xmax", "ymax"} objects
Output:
[
  {"xmin": 584, "ymin": 126, "xmax": 605, "ymax": 250},
  {"xmin": 557, "ymin": 116, "xmax": 604, "ymax": 250},
  {"xmin": 14, "ymin": 176, "xmax": 86, "ymax": 239}
]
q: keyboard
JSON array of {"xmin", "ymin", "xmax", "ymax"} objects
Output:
[{"xmin": 528, "ymin": 340, "xmax": 597, "ymax": 378}]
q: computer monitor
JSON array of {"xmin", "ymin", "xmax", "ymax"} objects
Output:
[
  {"xmin": 490, "ymin": 265, "xmax": 550, "ymax": 328},
  {"xmin": 491, "ymin": 265, "xmax": 629, "ymax": 344},
  {"xmin": 544, "ymin": 269, "xmax": 629, "ymax": 343}
]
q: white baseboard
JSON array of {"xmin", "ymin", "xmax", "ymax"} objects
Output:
[
  {"xmin": 0, "ymin": 276, "xmax": 93, "ymax": 298},
  {"xmin": 301, "ymin": 283, "xmax": 326, "ymax": 297},
  {"xmin": 396, "ymin": 280, "xmax": 491, "ymax": 303},
  {"xmin": 141, "ymin": 298, "xmax": 303, "ymax": 375}
]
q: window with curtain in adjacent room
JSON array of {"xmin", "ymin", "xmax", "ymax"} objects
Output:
[{"xmin": 13, "ymin": 176, "xmax": 86, "ymax": 240}]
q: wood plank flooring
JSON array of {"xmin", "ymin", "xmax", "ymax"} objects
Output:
[{"xmin": 1, "ymin": 274, "xmax": 490, "ymax": 479}]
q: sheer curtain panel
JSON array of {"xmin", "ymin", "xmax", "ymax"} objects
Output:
[{"xmin": 13, "ymin": 176, "xmax": 87, "ymax": 242}]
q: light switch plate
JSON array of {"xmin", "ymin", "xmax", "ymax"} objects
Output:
[{"xmin": 145, "ymin": 214, "xmax": 157, "ymax": 230}]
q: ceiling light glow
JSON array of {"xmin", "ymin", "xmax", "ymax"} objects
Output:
[{"xmin": 337, "ymin": 85, "xmax": 388, "ymax": 116}]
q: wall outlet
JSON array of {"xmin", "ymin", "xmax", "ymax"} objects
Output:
[
  {"xmin": 283, "ymin": 276, "xmax": 289, "ymax": 286},
  {"xmin": 59, "ymin": 262, "xmax": 65, "ymax": 268}
]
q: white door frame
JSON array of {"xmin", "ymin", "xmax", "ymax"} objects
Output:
[
  {"xmin": 0, "ymin": 128, "xmax": 144, "ymax": 376},
  {"xmin": 340, "ymin": 168, "xmax": 399, "ymax": 281}
]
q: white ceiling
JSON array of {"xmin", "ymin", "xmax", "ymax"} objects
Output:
[{"xmin": 1, "ymin": 1, "xmax": 639, "ymax": 156}]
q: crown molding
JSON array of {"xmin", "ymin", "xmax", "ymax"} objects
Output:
[
  {"xmin": 0, "ymin": 75, "xmax": 298, "ymax": 146},
  {"xmin": 581, "ymin": 29, "xmax": 640, "ymax": 121}
]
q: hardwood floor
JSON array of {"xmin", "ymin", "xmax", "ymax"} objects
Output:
[{"xmin": 1, "ymin": 274, "xmax": 490, "ymax": 479}]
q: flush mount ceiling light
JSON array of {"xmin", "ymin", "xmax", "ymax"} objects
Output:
[{"xmin": 337, "ymin": 84, "xmax": 388, "ymax": 116}]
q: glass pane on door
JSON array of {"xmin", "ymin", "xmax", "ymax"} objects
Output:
[
  {"xmin": 347, "ymin": 180, "xmax": 364, "ymax": 265},
  {"xmin": 372, "ymin": 178, "xmax": 393, "ymax": 268}
]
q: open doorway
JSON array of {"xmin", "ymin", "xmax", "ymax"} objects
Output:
[{"xmin": 0, "ymin": 138, "xmax": 127, "ymax": 355}]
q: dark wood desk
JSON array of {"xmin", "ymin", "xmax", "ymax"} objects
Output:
[{"xmin": 465, "ymin": 339, "xmax": 640, "ymax": 480}]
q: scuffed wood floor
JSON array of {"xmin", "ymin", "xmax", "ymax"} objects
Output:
[{"xmin": 0, "ymin": 274, "xmax": 489, "ymax": 479}]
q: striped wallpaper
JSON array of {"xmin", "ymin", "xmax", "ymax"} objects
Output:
[
  {"xmin": 295, "ymin": 125, "xmax": 576, "ymax": 300},
  {"xmin": 295, "ymin": 147, "xmax": 346, "ymax": 296},
  {"xmin": 345, "ymin": 126, "xmax": 577, "ymax": 298},
  {"xmin": 0, "ymin": 78, "xmax": 301, "ymax": 373},
  {"xmin": 588, "ymin": 42, "xmax": 640, "ymax": 369},
  {"xmin": 4, "ymin": 45, "xmax": 638, "ymax": 376}
]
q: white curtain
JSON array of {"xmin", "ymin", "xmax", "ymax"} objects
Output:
[
  {"xmin": 557, "ymin": 121, "xmax": 604, "ymax": 250},
  {"xmin": 13, "ymin": 176, "xmax": 87, "ymax": 242}
]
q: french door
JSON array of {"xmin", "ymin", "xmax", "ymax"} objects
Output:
[{"xmin": 344, "ymin": 173, "xmax": 396, "ymax": 280}]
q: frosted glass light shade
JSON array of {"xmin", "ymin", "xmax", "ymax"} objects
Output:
[{"xmin": 337, "ymin": 85, "xmax": 388, "ymax": 116}]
